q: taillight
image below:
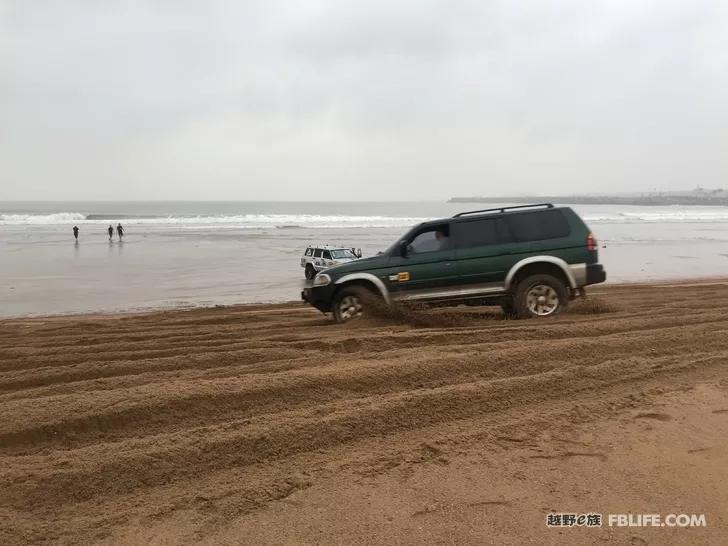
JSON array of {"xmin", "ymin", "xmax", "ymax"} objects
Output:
[{"xmin": 586, "ymin": 233, "xmax": 597, "ymax": 251}]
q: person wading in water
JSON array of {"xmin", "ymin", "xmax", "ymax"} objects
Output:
[
  {"xmin": 117, "ymin": 223, "xmax": 124, "ymax": 240},
  {"xmin": 73, "ymin": 226, "xmax": 79, "ymax": 241},
  {"xmin": 108, "ymin": 225, "xmax": 114, "ymax": 241}
]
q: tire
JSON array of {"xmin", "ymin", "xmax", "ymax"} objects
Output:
[
  {"xmin": 332, "ymin": 286, "xmax": 374, "ymax": 323},
  {"xmin": 512, "ymin": 274, "xmax": 568, "ymax": 319},
  {"xmin": 305, "ymin": 264, "xmax": 316, "ymax": 280}
]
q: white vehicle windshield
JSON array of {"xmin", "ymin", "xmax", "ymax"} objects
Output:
[{"xmin": 330, "ymin": 249, "xmax": 356, "ymax": 259}]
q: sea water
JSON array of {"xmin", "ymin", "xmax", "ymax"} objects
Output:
[{"xmin": 1, "ymin": 201, "xmax": 727, "ymax": 316}]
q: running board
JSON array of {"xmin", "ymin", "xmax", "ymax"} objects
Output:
[{"xmin": 395, "ymin": 285, "xmax": 506, "ymax": 302}]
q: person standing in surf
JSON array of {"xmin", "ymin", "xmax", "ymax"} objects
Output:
[
  {"xmin": 73, "ymin": 226, "xmax": 79, "ymax": 241},
  {"xmin": 117, "ymin": 223, "xmax": 124, "ymax": 240},
  {"xmin": 108, "ymin": 225, "xmax": 114, "ymax": 241}
]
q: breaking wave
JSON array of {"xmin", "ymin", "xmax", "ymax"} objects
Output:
[
  {"xmin": 0, "ymin": 213, "xmax": 429, "ymax": 228},
  {"xmin": 0, "ymin": 213, "xmax": 87, "ymax": 224},
  {"xmin": 586, "ymin": 211, "xmax": 728, "ymax": 223},
  {"xmin": 3, "ymin": 209, "xmax": 728, "ymax": 227}
]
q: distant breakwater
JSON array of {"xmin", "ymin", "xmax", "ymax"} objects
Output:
[{"xmin": 448, "ymin": 196, "xmax": 728, "ymax": 207}]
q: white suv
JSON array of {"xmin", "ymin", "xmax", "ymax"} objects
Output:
[{"xmin": 301, "ymin": 246, "xmax": 360, "ymax": 279}]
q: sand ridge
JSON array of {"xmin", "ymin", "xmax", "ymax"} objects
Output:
[{"xmin": 1, "ymin": 281, "xmax": 728, "ymax": 544}]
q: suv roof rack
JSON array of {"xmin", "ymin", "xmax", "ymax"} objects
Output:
[{"xmin": 453, "ymin": 203, "xmax": 554, "ymax": 217}]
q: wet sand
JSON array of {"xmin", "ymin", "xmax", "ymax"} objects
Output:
[{"xmin": 2, "ymin": 281, "xmax": 728, "ymax": 544}]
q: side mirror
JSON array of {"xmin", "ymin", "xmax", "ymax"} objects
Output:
[{"xmin": 399, "ymin": 240, "xmax": 408, "ymax": 257}]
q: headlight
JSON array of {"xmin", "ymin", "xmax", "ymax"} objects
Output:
[{"xmin": 313, "ymin": 273, "xmax": 331, "ymax": 287}]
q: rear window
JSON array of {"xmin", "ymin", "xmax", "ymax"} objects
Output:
[
  {"xmin": 452, "ymin": 217, "xmax": 513, "ymax": 248},
  {"xmin": 304, "ymin": 248, "xmax": 313, "ymax": 256},
  {"xmin": 506, "ymin": 210, "xmax": 570, "ymax": 242}
]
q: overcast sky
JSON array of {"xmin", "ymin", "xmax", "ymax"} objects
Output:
[{"xmin": 1, "ymin": 0, "xmax": 726, "ymax": 201}]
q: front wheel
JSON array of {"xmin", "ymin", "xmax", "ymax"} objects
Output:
[
  {"xmin": 512, "ymin": 274, "xmax": 568, "ymax": 319},
  {"xmin": 332, "ymin": 286, "xmax": 374, "ymax": 323}
]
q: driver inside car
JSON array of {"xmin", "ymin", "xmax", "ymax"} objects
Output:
[{"xmin": 408, "ymin": 226, "xmax": 451, "ymax": 254}]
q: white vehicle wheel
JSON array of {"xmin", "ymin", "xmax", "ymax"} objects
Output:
[
  {"xmin": 338, "ymin": 295, "xmax": 362, "ymax": 321},
  {"xmin": 333, "ymin": 286, "xmax": 372, "ymax": 323},
  {"xmin": 513, "ymin": 274, "xmax": 568, "ymax": 319},
  {"xmin": 526, "ymin": 284, "xmax": 559, "ymax": 316}
]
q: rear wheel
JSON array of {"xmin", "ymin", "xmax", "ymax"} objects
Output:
[
  {"xmin": 513, "ymin": 274, "xmax": 568, "ymax": 319},
  {"xmin": 305, "ymin": 264, "xmax": 316, "ymax": 280},
  {"xmin": 333, "ymin": 286, "xmax": 374, "ymax": 323}
]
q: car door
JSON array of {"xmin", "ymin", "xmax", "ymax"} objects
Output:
[
  {"xmin": 385, "ymin": 223, "xmax": 458, "ymax": 300},
  {"xmin": 322, "ymin": 249, "xmax": 333, "ymax": 269},
  {"xmin": 313, "ymin": 248, "xmax": 325, "ymax": 270},
  {"xmin": 301, "ymin": 247, "xmax": 314, "ymax": 268},
  {"xmin": 451, "ymin": 216, "xmax": 517, "ymax": 291}
]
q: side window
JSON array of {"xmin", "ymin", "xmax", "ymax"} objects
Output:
[
  {"xmin": 313, "ymin": 249, "xmax": 323, "ymax": 258},
  {"xmin": 507, "ymin": 210, "xmax": 570, "ymax": 242},
  {"xmin": 322, "ymin": 250, "xmax": 332, "ymax": 260},
  {"xmin": 408, "ymin": 224, "xmax": 451, "ymax": 254},
  {"xmin": 304, "ymin": 248, "xmax": 313, "ymax": 256},
  {"xmin": 452, "ymin": 218, "xmax": 512, "ymax": 249}
]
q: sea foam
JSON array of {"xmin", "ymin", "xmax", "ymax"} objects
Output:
[{"xmin": 3, "ymin": 210, "xmax": 728, "ymax": 227}]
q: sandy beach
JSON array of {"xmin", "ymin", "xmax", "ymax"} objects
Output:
[{"xmin": 2, "ymin": 280, "xmax": 728, "ymax": 544}]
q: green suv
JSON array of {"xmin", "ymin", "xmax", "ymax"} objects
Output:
[{"xmin": 302, "ymin": 204, "xmax": 606, "ymax": 322}]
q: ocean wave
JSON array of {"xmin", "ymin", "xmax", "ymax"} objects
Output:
[
  {"xmin": 0, "ymin": 212, "xmax": 87, "ymax": 224},
  {"xmin": 0, "ymin": 213, "xmax": 430, "ymax": 228},
  {"xmin": 3, "ymin": 210, "xmax": 728, "ymax": 227},
  {"xmin": 85, "ymin": 214, "xmax": 163, "ymax": 220},
  {"xmin": 583, "ymin": 211, "xmax": 728, "ymax": 223}
]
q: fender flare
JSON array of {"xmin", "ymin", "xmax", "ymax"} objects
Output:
[
  {"xmin": 335, "ymin": 273, "xmax": 391, "ymax": 304},
  {"xmin": 504, "ymin": 256, "xmax": 577, "ymax": 291}
]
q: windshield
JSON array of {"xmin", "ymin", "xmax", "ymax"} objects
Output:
[
  {"xmin": 384, "ymin": 225, "xmax": 420, "ymax": 255},
  {"xmin": 330, "ymin": 249, "xmax": 355, "ymax": 259}
]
